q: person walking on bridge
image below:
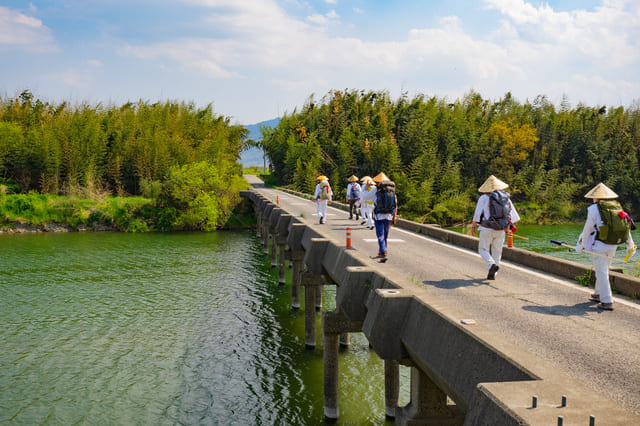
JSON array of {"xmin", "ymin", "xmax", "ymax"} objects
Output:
[
  {"xmin": 576, "ymin": 183, "xmax": 635, "ymax": 311},
  {"xmin": 471, "ymin": 175, "xmax": 520, "ymax": 280},
  {"xmin": 362, "ymin": 172, "xmax": 397, "ymax": 262},
  {"xmin": 359, "ymin": 176, "xmax": 376, "ymax": 229},
  {"xmin": 313, "ymin": 175, "xmax": 332, "ymax": 224},
  {"xmin": 346, "ymin": 175, "xmax": 361, "ymax": 221}
]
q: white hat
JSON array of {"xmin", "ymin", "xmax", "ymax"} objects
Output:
[
  {"xmin": 478, "ymin": 175, "xmax": 508, "ymax": 193},
  {"xmin": 584, "ymin": 182, "xmax": 618, "ymax": 199}
]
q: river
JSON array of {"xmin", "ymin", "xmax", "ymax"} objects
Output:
[{"xmin": 0, "ymin": 231, "xmax": 409, "ymax": 425}]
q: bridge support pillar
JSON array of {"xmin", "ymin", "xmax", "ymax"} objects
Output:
[
  {"xmin": 316, "ymin": 286, "xmax": 323, "ymax": 310},
  {"xmin": 256, "ymin": 208, "xmax": 261, "ymax": 237},
  {"xmin": 385, "ymin": 360, "xmax": 399, "ymax": 419},
  {"xmin": 301, "ymin": 270, "xmax": 326, "ymax": 348},
  {"xmin": 396, "ymin": 367, "xmax": 464, "ymax": 426},
  {"xmin": 262, "ymin": 220, "xmax": 269, "ymax": 255},
  {"xmin": 339, "ymin": 332, "xmax": 350, "ymax": 347},
  {"xmin": 322, "ymin": 309, "xmax": 364, "ymax": 422},
  {"xmin": 270, "ymin": 232, "xmax": 277, "ymax": 267},
  {"xmin": 277, "ymin": 243, "xmax": 286, "ymax": 284},
  {"xmin": 286, "ymin": 224, "xmax": 307, "ymax": 311},
  {"xmin": 324, "ymin": 331, "xmax": 339, "ymax": 421},
  {"xmin": 287, "ymin": 252, "xmax": 304, "ymax": 309}
]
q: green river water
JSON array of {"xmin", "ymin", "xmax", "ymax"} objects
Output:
[
  {"xmin": 1, "ymin": 225, "xmax": 638, "ymax": 425},
  {"xmin": 0, "ymin": 231, "xmax": 411, "ymax": 425}
]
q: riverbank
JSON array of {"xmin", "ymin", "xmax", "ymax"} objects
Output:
[{"xmin": 0, "ymin": 194, "xmax": 256, "ymax": 234}]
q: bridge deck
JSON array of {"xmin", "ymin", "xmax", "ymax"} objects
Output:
[{"xmin": 246, "ymin": 175, "xmax": 640, "ymax": 417}]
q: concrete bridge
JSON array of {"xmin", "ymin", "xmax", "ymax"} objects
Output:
[{"xmin": 240, "ymin": 175, "xmax": 640, "ymax": 425}]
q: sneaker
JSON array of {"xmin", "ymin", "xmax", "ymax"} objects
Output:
[
  {"xmin": 597, "ymin": 302, "xmax": 613, "ymax": 311},
  {"xmin": 589, "ymin": 293, "xmax": 600, "ymax": 302},
  {"xmin": 361, "ymin": 220, "xmax": 366, "ymax": 225},
  {"xmin": 487, "ymin": 264, "xmax": 499, "ymax": 280},
  {"xmin": 319, "ymin": 217, "xmax": 324, "ymax": 224},
  {"xmin": 380, "ymin": 253, "xmax": 388, "ymax": 263}
]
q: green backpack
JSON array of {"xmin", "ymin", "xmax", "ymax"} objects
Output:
[{"xmin": 596, "ymin": 200, "xmax": 630, "ymax": 245}]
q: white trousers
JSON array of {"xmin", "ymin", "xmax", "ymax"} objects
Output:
[
  {"xmin": 316, "ymin": 200, "xmax": 328, "ymax": 220},
  {"xmin": 478, "ymin": 229, "xmax": 505, "ymax": 270},
  {"xmin": 591, "ymin": 248, "xmax": 616, "ymax": 304},
  {"xmin": 361, "ymin": 203, "xmax": 374, "ymax": 227}
]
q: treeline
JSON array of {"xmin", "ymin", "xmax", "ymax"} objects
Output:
[
  {"xmin": 262, "ymin": 90, "xmax": 640, "ymax": 225},
  {"xmin": 0, "ymin": 91, "xmax": 249, "ymax": 230}
]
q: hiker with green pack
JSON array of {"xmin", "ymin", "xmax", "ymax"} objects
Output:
[{"xmin": 576, "ymin": 183, "xmax": 636, "ymax": 311}]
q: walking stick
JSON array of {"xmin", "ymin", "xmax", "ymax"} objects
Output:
[{"xmin": 550, "ymin": 240, "xmax": 627, "ymax": 263}]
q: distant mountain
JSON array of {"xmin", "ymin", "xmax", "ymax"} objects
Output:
[{"xmin": 240, "ymin": 117, "xmax": 280, "ymax": 167}]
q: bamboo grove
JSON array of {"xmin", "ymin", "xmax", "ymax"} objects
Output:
[
  {"xmin": 262, "ymin": 90, "xmax": 640, "ymax": 225},
  {"xmin": 0, "ymin": 91, "xmax": 248, "ymax": 230}
]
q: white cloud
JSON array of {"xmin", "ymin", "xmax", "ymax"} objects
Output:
[
  {"xmin": 0, "ymin": 6, "xmax": 55, "ymax": 51},
  {"xmin": 121, "ymin": 0, "xmax": 639, "ymax": 111},
  {"xmin": 45, "ymin": 69, "xmax": 92, "ymax": 89},
  {"xmin": 483, "ymin": 0, "xmax": 640, "ymax": 66},
  {"xmin": 308, "ymin": 9, "xmax": 339, "ymax": 25},
  {"xmin": 87, "ymin": 59, "xmax": 103, "ymax": 68}
]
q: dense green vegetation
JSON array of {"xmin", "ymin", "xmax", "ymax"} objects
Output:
[
  {"xmin": 262, "ymin": 90, "xmax": 640, "ymax": 225},
  {"xmin": 0, "ymin": 91, "xmax": 249, "ymax": 231}
]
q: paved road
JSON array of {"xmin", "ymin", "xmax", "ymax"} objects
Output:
[{"xmin": 246, "ymin": 176, "xmax": 640, "ymax": 416}]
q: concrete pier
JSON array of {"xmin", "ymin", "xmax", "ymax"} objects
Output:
[
  {"xmin": 396, "ymin": 366, "xmax": 464, "ymax": 425},
  {"xmin": 385, "ymin": 360, "xmax": 399, "ymax": 419}
]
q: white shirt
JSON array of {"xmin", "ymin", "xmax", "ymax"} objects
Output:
[
  {"xmin": 577, "ymin": 202, "xmax": 634, "ymax": 251},
  {"xmin": 472, "ymin": 193, "xmax": 520, "ymax": 231},
  {"xmin": 360, "ymin": 184, "xmax": 376, "ymax": 205}
]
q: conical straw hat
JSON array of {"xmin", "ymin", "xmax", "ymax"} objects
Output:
[
  {"xmin": 360, "ymin": 175, "xmax": 371, "ymax": 183},
  {"xmin": 584, "ymin": 182, "xmax": 618, "ymax": 199},
  {"xmin": 478, "ymin": 175, "xmax": 508, "ymax": 193},
  {"xmin": 373, "ymin": 172, "xmax": 390, "ymax": 183},
  {"xmin": 348, "ymin": 175, "xmax": 359, "ymax": 182},
  {"xmin": 317, "ymin": 175, "xmax": 328, "ymax": 181}
]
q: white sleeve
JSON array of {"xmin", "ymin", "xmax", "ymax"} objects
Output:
[
  {"xmin": 509, "ymin": 200, "xmax": 520, "ymax": 223},
  {"xmin": 313, "ymin": 184, "xmax": 320, "ymax": 199},
  {"xmin": 472, "ymin": 195, "xmax": 488, "ymax": 222}
]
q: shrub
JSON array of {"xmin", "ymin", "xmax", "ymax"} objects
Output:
[{"xmin": 126, "ymin": 218, "xmax": 149, "ymax": 233}]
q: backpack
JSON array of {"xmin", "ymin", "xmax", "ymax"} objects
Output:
[
  {"xmin": 349, "ymin": 183, "xmax": 361, "ymax": 200},
  {"xmin": 374, "ymin": 181, "xmax": 396, "ymax": 214},
  {"xmin": 480, "ymin": 190, "xmax": 512, "ymax": 230},
  {"xmin": 596, "ymin": 200, "xmax": 630, "ymax": 244},
  {"xmin": 319, "ymin": 183, "xmax": 330, "ymax": 200}
]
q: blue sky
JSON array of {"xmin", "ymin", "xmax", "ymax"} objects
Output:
[{"xmin": 1, "ymin": 0, "xmax": 638, "ymax": 125}]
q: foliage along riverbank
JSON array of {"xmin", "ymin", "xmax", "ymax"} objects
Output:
[
  {"xmin": 0, "ymin": 188, "xmax": 256, "ymax": 234},
  {"xmin": 0, "ymin": 92, "xmax": 251, "ymax": 231},
  {"xmin": 261, "ymin": 89, "xmax": 640, "ymax": 226}
]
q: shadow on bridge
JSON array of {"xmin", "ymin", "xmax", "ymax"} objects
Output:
[
  {"xmin": 521, "ymin": 301, "xmax": 602, "ymax": 317},
  {"xmin": 422, "ymin": 277, "xmax": 489, "ymax": 289}
]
